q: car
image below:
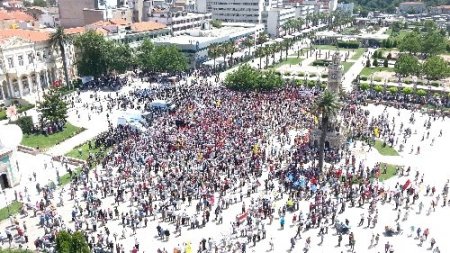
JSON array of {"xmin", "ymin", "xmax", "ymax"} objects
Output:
[{"xmin": 148, "ymin": 99, "xmax": 176, "ymax": 111}]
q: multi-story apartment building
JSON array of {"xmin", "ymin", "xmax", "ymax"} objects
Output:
[
  {"xmin": 65, "ymin": 19, "xmax": 171, "ymax": 47},
  {"xmin": 58, "ymin": 0, "xmax": 137, "ymax": 28},
  {"xmin": 148, "ymin": 10, "xmax": 212, "ymax": 35},
  {"xmin": 262, "ymin": 7, "xmax": 296, "ymax": 36},
  {"xmin": 0, "ymin": 29, "xmax": 76, "ymax": 101},
  {"xmin": 207, "ymin": 0, "xmax": 266, "ymax": 23}
]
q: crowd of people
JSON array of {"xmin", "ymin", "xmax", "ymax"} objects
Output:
[{"xmin": 0, "ymin": 67, "xmax": 449, "ymax": 253}]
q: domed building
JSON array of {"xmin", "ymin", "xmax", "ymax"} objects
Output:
[{"xmin": 0, "ymin": 124, "xmax": 22, "ymax": 189}]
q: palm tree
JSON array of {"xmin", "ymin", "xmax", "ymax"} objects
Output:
[
  {"xmin": 283, "ymin": 38, "xmax": 293, "ymax": 61},
  {"xmin": 295, "ymin": 18, "xmax": 305, "ymax": 32},
  {"xmin": 207, "ymin": 43, "xmax": 220, "ymax": 72},
  {"xmin": 49, "ymin": 26, "xmax": 72, "ymax": 89},
  {"xmin": 314, "ymin": 90, "xmax": 341, "ymax": 172},
  {"xmin": 218, "ymin": 43, "xmax": 229, "ymax": 69},
  {"xmin": 255, "ymin": 46, "xmax": 264, "ymax": 69},
  {"xmin": 226, "ymin": 41, "xmax": 238, "ymax": 66},
  {"xmin": 263, "ymin": 45, "xmax": 271, "ymax": 68},
  {"xmin": 242, "ymin": 36, "xmax": 255, "ymax": 57},
  {"xmin": 257, "ymin": 32, "xmax": 269, "ymax": 45}
]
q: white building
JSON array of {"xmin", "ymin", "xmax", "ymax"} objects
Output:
[
  {"xmin": 0, "ymin": 29, "xmax": 76, "ymax": 101},
  {"xmin": 262, "ymin": 7, "xmax": 296, "ymax": 37},
  {"xmin": 154, "ymin": 23, "xmax": 264, "ymax": 66},
  {"xmin": 208, "ymin": 0, "xmax": 266, "ymax": 23},
  {"xmin": 148, "ymin": 11, "xmax": 212, "ymax": 35},
  {"xmin": 292, "ymin": 4, "xmax": 316, "ymax": 19}
]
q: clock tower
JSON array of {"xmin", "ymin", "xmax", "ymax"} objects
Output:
[{"xmin": 327, "ymin": 52, "xmax": 342, "ymax": 93}]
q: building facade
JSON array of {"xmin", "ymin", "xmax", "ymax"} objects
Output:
[
  {"xmin": 208, "ymin": 0, "xmax": 266, "ymax": 23},
  {"xmin": 154, "ymin": 23, "xmax": 264, "ymax": 66},
  {"xmin": 148, "ymin": 11, "xmax": 212, "ymax": 35},
  {"xmin": 0, "ymin": 30, "xmax": 76, "ymax": 101},
  {"xmin": 263, "ymin": 7, "xmax": 296, "ymax": 36}
]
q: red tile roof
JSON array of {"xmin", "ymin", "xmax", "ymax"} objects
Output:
[
  {"xmin": 0, "ymin": 10, "xmax": 34, "ymax": 22},
  {"xmin": 130, "ymin": 21, "xmax": 167, "ymax": 32},
  {"xmin": 0, "ymin": 29, "xmax": 49, "ymax": 42}
]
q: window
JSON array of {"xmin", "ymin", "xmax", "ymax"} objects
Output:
[
  {"xmin": 18, "ymin": 55, "xmax": 23, "ymax": 66},
  {"xmin": 7, "ymin": 57, "xmax": 13, "ymax": 68},
  {"xmin": 28, "ymin": 53, "xmax": 34, "ymax": 64}
]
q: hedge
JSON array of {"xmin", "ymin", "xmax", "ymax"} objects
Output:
[{"xmin": 337, "ymin": 40, "xmax": 360, "ymax": 49}]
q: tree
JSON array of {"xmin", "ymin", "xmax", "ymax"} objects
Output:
[
  {"xmin": 207, "ymin": 43, "xmax": 220, "ymax": 71},
  {"xmin": 242, "ymin": 37, "xmax": 254, "ymax": 56},
  {"xmin": 136, "ymin": 39, "xmax": 155, "ymax": 72},
  {"xmin": 49, "ymin": 26, "xmax": 72, "ymax": 88},
  {"xmin": 224, "ymin": 64, "xmax": 284, "ymax": 90},
  {"xmin": 282, "ymin": 38, "xmax": 294, "ymax": 60},
  {"xmin": 74, "ymin": 30, "xmax": 109, "ymax": 77},
  {"xmin": 225, "ymin": 41, "xmax": 238, "ymax": 66},
  {"xmin": 398, "ymin": 31, "xmax": 421, "ymax": 54},
  {"xmin": 314, "ymin": 90, "xmax": 340, "ymax": 172},
  {"xmin": 394, "ymin": 54, "xmax": 420, "ymax": 77},
  {"xmin": 372, "ymin": 58, "xmax": 378, "ymax": 67},
  {"xmin": 257, "ymin": 33, "xmax": 268, "ymax": 45},
  {"xmin": 56, "ymin": 230, "xmax": 89, "ymax": 253},
  {"xmin": 15, "ymin": 116, "xmax": 34, "ymax": 134},
  {"xmin": 255, "ymin": 46, "xmax": 264, "ymax": 69},
  {"xmin": 422, "ymin": 20, "xmax": 438, "ymax": 33},
  {"xmin": 422, "ymin": 30, "xmax": 446, "ymax": 56},
  {"xmin": 152, "ymin": 45, "xmax": 188, "ymax": 73},
  {"xmin": 107, "ymin": 42, "xmax": 134, "ymax": 74},
  {"xmin": 210, "ymin": 19, "xmax": 222, "ymax": 28},
  {"xmin": 136, "ymin": 40, "xmax": 187, "ymax": 73},
  {"xmin": 55, "ymin": 230, "xmax": 72, "ymax": 253},
  {"xmin": 383, "ymin": 58, "xmax": 389, "ymax": 68},
  {"xmin": 366, "ymin": 58, "xmax": 371, "ymax": 67},
  {"xmin": 422, "ymin": 56, "xmax": 450, "ymax": 80},
  {"xmin": 38, "ymin": 87, "xmax": 68, "ymax": 126}
]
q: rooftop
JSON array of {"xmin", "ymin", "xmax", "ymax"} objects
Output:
[
  {"xmin": 130, "ymin": 21, "xmax": 167, "ymax": 32},
  {"xmin": 65, "ymin": 20, "xmax": 167, "ymax": 35},
  {"xmin": 0, "ymin": 10, "xmax": 34, "ymax": 22},
  {"xmin": 0, "ymin": 29, "xmax": 49, "ymax": 42}
]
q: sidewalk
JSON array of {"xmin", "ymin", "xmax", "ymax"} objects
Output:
[{"xmin": 342, "ymin": 48, "xmax": 375, "ymax": 91}]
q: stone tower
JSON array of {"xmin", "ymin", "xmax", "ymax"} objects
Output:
[{"xmin": 327, "ymin": 52, "xmax": 342, "ymax": 93}]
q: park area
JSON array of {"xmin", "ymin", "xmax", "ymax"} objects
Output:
[{"xmin": 20, "ymin": 123, "xmax": 84, "ymax": 150}]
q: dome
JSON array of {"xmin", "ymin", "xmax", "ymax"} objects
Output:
[{"xmin": 0, "ymin": 124, "xmax": 23, "ymax": 149}]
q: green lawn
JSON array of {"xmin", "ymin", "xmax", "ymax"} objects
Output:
[
  {"xmin": 351, "ymin": 48, "xmax": 366, "ymax": 60},
  {"xmin": 374, "ymin": 140, "xmax": 399, "ymax": 156},
  {"xmin": 0, "ymin": 103, "xmax": 35, "ymax": 120},
  {"xmin": 379, "ymin": 163, "xmax": 399, "ymax": 181},
  {"xmin": 360, "ymin": 67, "xmax": 393, "ymax": 77},
  {"xmin": 21, "ymin": 123, "xmax": 85, "ymax": 150},
  {"xmin": 0, "ymin": 109, "xmax": 6, "ymax": 120},
  {"xmin": 66, "ymin": 141, "xmax": 104, "ymax": 161},
  {"xmin": 59, "ymin": 167, "xmax": 82, "ymax": 186},
  {"xmin": 342, "ymin": 62, "xmax": 354, "ymax": 73},
  {"xmin": 0, "ymin": 201, "xmax": 22, "ymax": 221},
  {"xmin": 272, "ymin": 57, "xmax": 302, "ymax": 68}
]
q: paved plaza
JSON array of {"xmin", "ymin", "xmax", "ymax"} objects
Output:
[
  {"xmin": 1, "ymin": 24, "xmax": 449, "ymax": 253},
  {"xmin": 0, "ymin": 80, "xmax": 449, "ymax": 253}
]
